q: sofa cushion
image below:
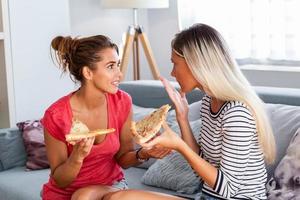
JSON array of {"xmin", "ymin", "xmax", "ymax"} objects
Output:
[
  {"xmin": 124, "ymin": 167, "xmax": 196, "ymax": 199},
  {"xmin": 141, "ymin": 119, "xmax": 202, "ymax": 194},
  {"xmin": 133, "ymin": 104, "xmax": 156, "ymax": 121},
  {"xmin": 16, "ymin": 120, "xmax": 49, "ymax": 170},
  {"xmin": 266, "ymin": 128, "xmax": 300, "ymax": 199},
  {"xmin": 0, "ymin": 166, "xmax": 49, "ymax": 200},
  {"xmin": 265, "ymin": 103, "xmax": 300, "ymax": 180},
  {"xmin": 166, "ymin": 101, "xmax": 202, "ymax": 126},
  {"xmin": 0, "ymin": 128, "xmax": 27, "ymax": 171}
]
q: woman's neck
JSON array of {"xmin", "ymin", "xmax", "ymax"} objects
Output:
[
  {"xmin": 73, "ymin": 85, "xmax": 106, "ymax": 111},
  {"xmin": 210, "ymin": 97, "xmax": 225, "ymax": 113}
]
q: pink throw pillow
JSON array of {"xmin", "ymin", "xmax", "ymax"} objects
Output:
[{"xmin": 16, "ymin": 120, "xmax": 49, "ymax": 170}]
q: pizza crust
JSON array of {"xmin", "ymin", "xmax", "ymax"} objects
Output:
[
  {"xmin": 131, "ymin": 104, "xmax": 171, "ymax": 144},
  {"xmin": 66, "ymin": 119, "xmax": 115, "ymax": 144}
]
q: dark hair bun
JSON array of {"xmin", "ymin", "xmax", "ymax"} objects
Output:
[{"xmin": 51, "ymin": 36, "xmax": 64, "ymax": 51}]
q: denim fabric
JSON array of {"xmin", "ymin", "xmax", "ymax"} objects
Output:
[{"xmin": 111, "ymin": 178, "xmax": 129, "ymax": 190}]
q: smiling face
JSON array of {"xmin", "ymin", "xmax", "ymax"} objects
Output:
[
  {"xmin": 85, "ymin": 47, "xmax": 122, "ymax": 94},
  {"xmin": 170, "ymin": 50, "xmax": 201, "ymax": 93}
]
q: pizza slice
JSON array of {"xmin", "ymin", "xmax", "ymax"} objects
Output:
[
  {"xmin": 66, "ymin": 119, "xmax": 115, "ymax": 145},
  {"xmin": 131, "ymin": 104, "xmax": 171, "ymax": 144}
]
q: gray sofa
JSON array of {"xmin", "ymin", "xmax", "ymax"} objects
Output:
[{"xmin": 0, "ymin": 80, "xmax": 300, "ymax": 200}]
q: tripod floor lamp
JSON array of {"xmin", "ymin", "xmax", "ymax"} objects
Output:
[{"xmin": 101, "ymin": 0, "xmax": 169, "ymax": 80}]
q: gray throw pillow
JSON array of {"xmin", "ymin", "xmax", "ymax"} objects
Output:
[
  {"xmin": 187, "ymin": 101, "xmax": 202, "ymax": 121},
  {"xmin": 266, "ymin": 128, "xmax": 300, "ymax": 199},
  {"xmin": 0, "ymin": 128, "xmax": 27, "ymax": 171},
  {"xmin": 166, "ymin": 101, "xmax": 202, "ymax": 126},
  {"xmin": 132, "ymin": 104, "xmax": 155, "ymax": 121},
  {"xmin": 141, "ymin": 119, "xmax": 202, "ymax": 194},
  {"xmin": 265, "ymin": 103, "xmax": 300, "ymax": 179}
]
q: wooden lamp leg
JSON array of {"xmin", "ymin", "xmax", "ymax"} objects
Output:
[
  {"xmin": 133, "ymin": 31, "xmax": 140, "ymax": 80},
  {"xmin": 137, "ymin": 26, "xmax": 160, "ymax": 80},
  {"xmin": 120, "ymin": 26, "xmax": 135, "ymax": 81},
  {"xmin": 120, "ymin": 25, "xmax": 160, "ymax": 81}
]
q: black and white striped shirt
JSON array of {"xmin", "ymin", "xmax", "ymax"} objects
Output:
[{"xmin": 198, "ymin": 95, "xmax": 267, "ymax": 200}]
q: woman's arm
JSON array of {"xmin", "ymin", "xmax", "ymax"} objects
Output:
[
  {"xmin": 114, "ymin": 110, "xmax": 139, "ymax": 168},
  {"xmin": 143, "ymin": 122, "xmax": 218, "ymax": 188},
  {"xmin": 178, "ymin": 141, "xmax": 218, "ymax": 188},
  {"xmin": 44, "ymin": 129, "xmax": 94, "ymax": 188},
  {"xmin": 177, "ymin": 119, "xmax": 200, "ymax": 153},
  {"xmin": 115, "ymin": 109, "xmax": 171, "ymax": 168},
  {"xmin": 205, "ymin": 107, "xmax": 256, "ymax": 198},
  {"xmin": 160, "ymin": 77, "xmax": 199, "ymax": 153},
  {"xmin": 147, "ymin": 106, "xmax": 257, "ymax": 199}
]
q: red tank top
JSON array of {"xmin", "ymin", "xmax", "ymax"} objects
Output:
[{"xmin": 41, "ymin": 90, "xmax": 132, "ymax": 200}]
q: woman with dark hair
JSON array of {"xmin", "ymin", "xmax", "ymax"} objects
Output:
[{"xmin": 41, "ymin": 35, "xmax": 171, "ymax": 200}]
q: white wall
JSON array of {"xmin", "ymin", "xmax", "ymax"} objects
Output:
[
  {"xmin": 70, "ymin": 0, "xmax": 132, "ymax": 43},
  {"xmin": 5, "ymin": 0, "xmax": 300, "ymax": 127},
  {"xmin": 69, "ymin": 0, "xmax": 149, "ymax": 81},
  {"xmin": 69, "ymin": 0, "xmax": 300, "ymax": 89},
  {"xmin": 241, "ymin": 66, "xmax": 300, "ymax": 88},
  {"xmin": 68, "ymin": 0, "xmax": 179, "ymax": 81},
  {"xmin": 8, "ymin": 0, "xmax": 73, "ymax": 123},
  {"xmin": 148, "ymin": 0, "xmax": 179, "ymax": 80}
]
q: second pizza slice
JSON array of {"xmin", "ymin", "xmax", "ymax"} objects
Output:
[{"xmin": 131, "ymin": 104, "xmax": 171, "ymax": 144}]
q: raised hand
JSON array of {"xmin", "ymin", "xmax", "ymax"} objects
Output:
[
  {"xmin": 71, "ymin": 137, "xmax": 95, "ymax": 162},
  {"xmin": 160, "ymin": 77, "xmax": 189, "ymax": 121},
  {"xmin": 143, "ymin": 144, "xmax": 172, "ymax": 159},
  {"xmin": 142, "ymin": 122, "xmax": 183, "ymax": 151}
]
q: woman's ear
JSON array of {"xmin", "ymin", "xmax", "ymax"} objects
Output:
[{"xmin": 82, "ymin": 66, "xmax": 93, "ymax": 81}]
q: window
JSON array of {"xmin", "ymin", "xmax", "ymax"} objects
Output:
[{"xmin": 178, "ymin": 0, "xmax": 300, "ymax": 66}]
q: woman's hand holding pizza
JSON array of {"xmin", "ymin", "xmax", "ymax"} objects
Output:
[
  {"xmin": 160, "ymin": 77, "xmax": 189, "ymax": 122},
  {"xmin": 140, "ymin": 144, "xmax": 172, "ymax": 159},
  {"xmin": 142, "ymin": 122, "xmax": 184, "ymax": 151},
  {"xmin": 70, "ymin": 137, "xmax": 95, "ymax": 163}
]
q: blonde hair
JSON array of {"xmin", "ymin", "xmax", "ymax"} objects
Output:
[{"xmin": 172, "ymin": 23, "xmax": 276, "ymax": 164}]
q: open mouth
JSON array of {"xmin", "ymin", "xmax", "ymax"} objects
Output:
[{"xmin": 112, "ymin": 81, "xmax": 120, "ymax": 87}]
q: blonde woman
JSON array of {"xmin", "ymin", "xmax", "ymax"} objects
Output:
[{"xmin": 141, "ymin": 23, "xmax": 276, "ymax": 200}]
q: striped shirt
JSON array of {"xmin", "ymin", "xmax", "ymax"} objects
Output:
[{"xmin": 197, "ymin": 95, "xmax": 267, "ymax": 200}]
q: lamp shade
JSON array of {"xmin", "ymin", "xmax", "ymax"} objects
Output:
[{"xmin": 101, "ymin": 0, "xmax": 169, "ymax": 9}]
